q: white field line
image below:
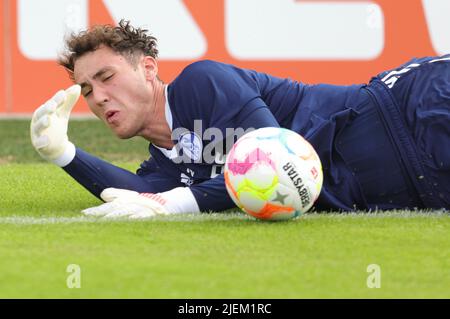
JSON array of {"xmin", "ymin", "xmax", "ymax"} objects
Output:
[
  {"xmin": 0, "ymin": 213, "xmax": 250, "ymax": 225},
  {"xmin": 0, "ymin": 216, "xmax": 107, "ymax": 225},
  {"xmin": 0, "ymin": 211, "xmax": 446, "ymax": 225}
]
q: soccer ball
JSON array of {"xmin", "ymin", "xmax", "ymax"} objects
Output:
[{"xmin": 224, "ymin": 127, "xmax": 323, "ymax": 221}]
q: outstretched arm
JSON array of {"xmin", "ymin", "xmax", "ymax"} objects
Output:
[
  {"xmin": 80, "ymin": 174, "xmax": 232, "ymax": 219},
  {"xmin": 81, "ymin": 105, "xmax": 282, "ymax": 218}
]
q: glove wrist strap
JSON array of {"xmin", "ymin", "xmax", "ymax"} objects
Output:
[
  {"xmin": 160, "ymin": 187, "xmax": 201, "ymax": 214},
  {"xmin": 52, "ymin": 142, "xmax": 76, "ymax": 167}
]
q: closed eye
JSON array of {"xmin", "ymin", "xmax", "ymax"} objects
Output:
[
  {"xmin": 103, "ymin": 74, "xmax": 114, "ymax": 82},
  {"xmin": 82, "ymin": 88, "xmax": 92, "ymax": 97},
  {"xmin": 82, "ymin": 89, "xmax": 92, "ymax": 97}
]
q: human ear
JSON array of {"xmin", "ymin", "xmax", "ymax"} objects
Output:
[{"xmin": 143, "ymin": 56, "xmax": 158, "ymax": 81}]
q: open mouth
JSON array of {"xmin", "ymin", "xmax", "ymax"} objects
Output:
[{"xmin": 105, "ymin": 110, "xmax": 119, "ymax": 124}]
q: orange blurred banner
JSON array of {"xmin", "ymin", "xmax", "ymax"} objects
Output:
[
  {"xmin": 1, "ymin": 0, "xmax": 448, "ymax": 114},
  {"xmin": 0, "ymin": 0, "xmax": 6, "ymax": 113}
]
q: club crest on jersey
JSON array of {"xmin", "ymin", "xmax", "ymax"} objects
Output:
[
  {"xmin": 180, "ymin": 168, "xmax": 195, "ymax": 186},
  {"xmin": 178, "ymin": 131, "xmax": 203, "ymax": 162}
]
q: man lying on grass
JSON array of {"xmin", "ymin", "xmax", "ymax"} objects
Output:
[{"xmin": 30, "ymin": 20, "xmax": 449, "ymax": 218}]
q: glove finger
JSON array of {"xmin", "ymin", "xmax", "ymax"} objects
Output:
[
  {"xmin": 81, "ymin": 202, "xmax": 116, "ymax": 217},
  {"xmin": 103, "ymin": 209, "xmax": 135, "ymax": 219},
  {"xmin": 52, "ymin": 89, "xmax": 67, "ymax": 106},
  {"xmin": 128, "ymin": 210, "xmax": 156, "ymax": 219},
  {"xmin": 102, "ymin": 203, "xmax": 152, "ymax": 219},
  {"xmin": 31, "ymin": 115, "xmax": 50, "ymax": 136},
  {"xmin": 100, "ymin": 188, "xmax": 139, "ymax": 202},
  {"xmin": 32, "ymin": 135, "xmax": 50, "ymax": 150},
  {"xmin": 81, "ymin": 207, "xmax": 103, "ymax": 216},
  {"xmin": 57, "ymin": 84, "xmax": 81, "ymax": 118},
  {"xmin": 32, "ymin": 100, "xmax": 58, "ymax": 122}
]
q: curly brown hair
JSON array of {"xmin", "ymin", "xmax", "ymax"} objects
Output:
[{"xmin": 58, "ymin": 19, "xmax": 159, "ymax": 79}]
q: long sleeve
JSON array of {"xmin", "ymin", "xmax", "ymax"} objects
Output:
[{"xmin": 189, "ymin": 105, "xmax": 281, "ymax": 212}]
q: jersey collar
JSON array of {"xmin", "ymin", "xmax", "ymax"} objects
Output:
[
  {"xmin": 164, "ymin": 84, "xmax": 173, "ymax": 131},
  {"xmin": 153, "ymin": 85, "xmax": 178, "ymax": 159}
]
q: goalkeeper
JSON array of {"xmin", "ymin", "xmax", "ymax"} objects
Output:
[{"xmin": 30, "ymin": 20, "xmax": 449, "ymax": 218}]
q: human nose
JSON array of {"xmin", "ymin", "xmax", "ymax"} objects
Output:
[{"xmin": 92, "ymin": 86, "xmax": 110, "ymax": 107}]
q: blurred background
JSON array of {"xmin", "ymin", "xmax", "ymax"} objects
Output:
[{"xmin": 0, "ymin": 0, "xmax": 448, "ymax": 115}]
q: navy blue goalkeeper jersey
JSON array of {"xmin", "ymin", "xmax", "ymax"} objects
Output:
[
  {"xmin": 65, "ymin": 57, "xmax": 450, "ymax": 211},
  {"xmin": 138, "ymin": 60, "xmax": 366, "ymax": 211}
]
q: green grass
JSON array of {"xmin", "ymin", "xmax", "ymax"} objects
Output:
[
  {"xmin": 0, "ymin": 120, "xmax": 449, "ymax": 298},
  {"xmin": 0, "ymin": 119, "xmax": 149, "ymax": 163}
]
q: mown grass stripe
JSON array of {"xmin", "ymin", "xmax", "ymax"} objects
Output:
[{"xmin": 0, "ymin": 211, "xmax": 446, "ymax": 225}]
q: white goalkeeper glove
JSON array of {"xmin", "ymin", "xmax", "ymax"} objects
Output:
[
  {"xmin": 81, "ymin": 187, "xmax": 200, "ymax": 219},
  {"xmin": 30, "ymin": 85, "xmax": 81, "ymax": 166}
]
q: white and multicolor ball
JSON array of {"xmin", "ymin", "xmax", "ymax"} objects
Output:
[{"xmin": 224, "ymin": 127, "xmax": 323, "ymax": 221}]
